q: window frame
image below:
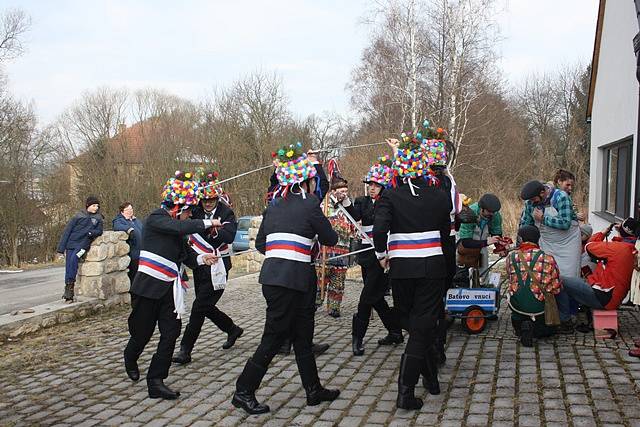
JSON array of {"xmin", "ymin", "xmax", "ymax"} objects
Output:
[{"xmin": 599, "ymin": 136, "xmax": 633, "ymax": 221}]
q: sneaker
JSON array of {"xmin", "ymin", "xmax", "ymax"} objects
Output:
[{"xmin": 556, "ymin": 320, "xmax": 574, "ymax": 335}]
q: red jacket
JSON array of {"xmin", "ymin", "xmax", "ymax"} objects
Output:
[{"xmin": 585, "ymin": 232, "xmax": 637, "ymax": 309}]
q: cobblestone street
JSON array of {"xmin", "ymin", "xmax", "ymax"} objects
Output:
[{"xmin": 2, "ymin": 272, "xmax": 640, "ymax": 427}]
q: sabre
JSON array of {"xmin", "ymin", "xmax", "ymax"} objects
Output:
[{"xmin": 214, "ymin": 141, "xmax": 389, "ymax": 186}]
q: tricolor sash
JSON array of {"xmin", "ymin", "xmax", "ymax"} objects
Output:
[
  {"xmin": 361, "ymin": 225, "xmax": 373, "ymax": 244},
  {"xmin": 187, "ymin": 234, "xmax": 227, "ymax": 290},
  {"xmin": 138, "ymin": 250, "xmax": 188, "ymax": 319},
  {"xmin": 265, "ymin": 232, "xmax": 313, "ymax": 263},
  {"xmin": 388, "ymin": 231, "xmax": 442, "ymax": 259}
]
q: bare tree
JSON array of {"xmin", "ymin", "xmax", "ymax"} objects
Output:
[
  {"xmin": 0, "ymin": 97, "xmax": 54, "ymax": 266},
  {"xmin": 0, "ymin": 8, "xmax": 30, "ymax": 62}
]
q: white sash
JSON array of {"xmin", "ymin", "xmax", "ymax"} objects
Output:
[
  {"xmin": 188, "ymin": 234, "xmax": 227, "ymax": 290},
  {"xmin": 138, "ymin": 250, "xmax": 188, "ymax": 319}
]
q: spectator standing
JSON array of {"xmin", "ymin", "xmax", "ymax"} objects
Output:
[
  {"xmin": 112, "ymin": 202, "xmax": 143, "ymax": 283},
  {"xmin": 56, "ymin": 196, "xmax": 104, "ymax": 302}
]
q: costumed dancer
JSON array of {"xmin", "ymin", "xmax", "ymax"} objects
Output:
[
  {"xmin": 123, "ymin": 171, "xmax": 219, "ymax": 400},
  {"xmin": 232, "ymin": 142, "xmax": 340, "ymax": 415},
  {"xmin": 315, "ymin": 168, "xmax": 354, "ymax": 318},
  {"xmin": 373, "ymin": 131, "xmax": 452, "ymax": 410},
  {"xmin": 267, "ymin": 148, "xmax": 331, "ymax": 356},
  {"xmin": 347, "ymin": 155, "xmax": 403, "ymax": 356},
  {"xmin": 422, "ymin": 123, "xmax": 461, "ymax": 365},
  {"xmin": 173, "ymin": 171, "xmax": 244, "ymax": 365}
]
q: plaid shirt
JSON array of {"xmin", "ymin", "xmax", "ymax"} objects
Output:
[
  {"xmin": 507, "ymin": 244, "xmax": 562, "ymax": 302},
  {"xmin": 519, "ymin": 187, "xmax": 575, "ymax": 231}
]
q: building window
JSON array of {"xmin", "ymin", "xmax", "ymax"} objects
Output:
[{"xmin": 602, "ymin": 137, "xmax": 633, "ymax": 219}]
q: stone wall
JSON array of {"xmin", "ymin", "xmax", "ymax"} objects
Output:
[
  {"xmin": 77, "ymin": 231, "xmax": 131, "ymax": 301},
  {"xmin": 232, "ymin": 216, "xmax": 265, "ymax": 275}
]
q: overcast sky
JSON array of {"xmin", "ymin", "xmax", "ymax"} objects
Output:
[{"xmin": 3, "ymin": 0, "xmax": 600, "ymax": 125}]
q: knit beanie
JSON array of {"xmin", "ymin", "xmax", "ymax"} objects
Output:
[{"xmin": 85, "ymin": 195, "xmax": 100, "ymax": 208}]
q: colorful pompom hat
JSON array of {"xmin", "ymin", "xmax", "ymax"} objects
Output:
[
  {"xmin": 161, "ymin": 171, "xmax": 201, "ymax": 206},
  {"xmin": 198, "ymin": 169, "xmax": 222, "ymax": 200},
  {"xmin": 417, "ymin": 119, "xmax": 448, "ymax": 167},
  {"xmin": 393, "ymin": 129, "xmax": 428, "ymax": 179},
  {"xmin": 364, "ymin": 154, "xmax": 394, "ymax": 187},
  {"xmin": 271, "ymin": 141, "xmax": 317, "ymax": 187}
]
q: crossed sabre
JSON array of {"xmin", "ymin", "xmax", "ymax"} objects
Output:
[{"xmin": 215, "ymin": 141, "xmax": 388, "ymax": 186}]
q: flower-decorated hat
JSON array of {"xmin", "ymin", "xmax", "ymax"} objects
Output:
[
  {"xmin": 417, "ymin": 119, "xmax": 448, "ymax": 167},
  {"xmin": 161, "ymin": 171, "xmax": 201, "ymax": 206},
  {"xmin": 198, "ymin": 170, "xmax": 222, "ymax": 200},
  {"xmin": 364, "ymin": 154, "xmax": 394, "ymax": 187},
  {"xmin": 393, "ymin": 130, "xmax": 428, "ymax": 178},
  {"xmin": 272, "ymin": 141, "xmax": 317, "ymax": 187}
]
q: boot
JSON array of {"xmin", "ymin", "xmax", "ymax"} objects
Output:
[
  {"xmin": 421, "ymin": 349, "xmax": 440, "ymax": 395},
  {"xmin": 124, "ymin": 356, "xmax": 140, "ymax": 382},
  {"xmin": 434, "ymin": 319, "xmax": 447, "ymax": 366},
  {"xmin": 351, "ymin": 314, "xmax": 368, "ymax": 356},
  {"xmin": 277, "ymin": 339, "xmax": 292, "ymax": 355},
  {"xmin": 232, "ymin": 390, "xmax": 270, "ymax": 414},
  {"xmin": 305, "ymin": 383, "xmax": 340, "ymax": 406},
  {"xmin": 296, "ymin": 353, "xmax": 340, "ymax": 406},
  {"xmin": 396, "ymin": 354, "xmax": 423, "ymax": 410},
  {"xmin": 312, "ymin": 342, "xmax": 329, "ymax": 356},
  {"xmin": 62, "ymin": 282, "xmax": 75, "ymax": 302},
  {"xmin": 233, "ymin": 359, "xmax": 270, "ymax": 415},
  {"xmin": 378, "ymin": 332, "xmax": 403, "ymax": 346},
  {"xmin": 147, "ymin": 378, "xmax": 180, "ymax": 399},
  {"xmin": 222, "ymin": 325, "xmax": 243, "ymax": 350},
  {"xmin": 520, "ymin": 320, "xmax": 534, "ymax": 347},
  {"xmin": 172, "ymin": 345, "xmax": 192, "ymax": 365}
]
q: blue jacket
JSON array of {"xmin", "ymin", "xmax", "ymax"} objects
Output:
[
  {"xmin": 112, "ymin": 213, "xmax": 144, "ymax": 260},
  {"xmin": 57, "ymin": 210, "xmax": 104, "ymax": 252}
]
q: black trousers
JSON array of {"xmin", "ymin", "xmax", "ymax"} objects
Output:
[
  {"xmin": 237, "ymin": 284, "xmax": 319, "ymax": 390},
  {"xmin": 355, "ymin": 260, "xmax": 400, "ymax": 334},
  {"xmin": 179, "ymin": 289, "xmax": 234, "ymax": 351},
  {"xmin": 391, "ymin": 277, "xmax": 444, "ymax": 358},
  {"xmin": 124, "ymin": 291, "xmax": 181, "ymax": 379},
  {"xmin": 127, "ymin": 259, "xmax": 139, "ymax": 284}
]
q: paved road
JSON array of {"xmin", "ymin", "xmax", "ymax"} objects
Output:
[
  {"xmin": 0, "ymin": 267, "xmax": 64, "ymax": 315},
  {"xmin": 2, "ymin": 273, "xmax": 640, "ymax": 426}
]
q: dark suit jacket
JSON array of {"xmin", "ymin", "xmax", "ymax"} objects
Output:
[
  {"xmin": 257, "ymin": 194, "xmax": 338, "ymax": 292},
  {"xmin": 373, "ymin": 179, "xmax": 452, "ymax": 280},
  {"xmin": 130, "ymin": 208, "xmax": 207, "ymax": 299}
]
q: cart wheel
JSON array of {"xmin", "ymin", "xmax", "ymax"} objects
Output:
[{"xmin": 463, "ymin": 305, "xmax": 486, "ymax": 334}]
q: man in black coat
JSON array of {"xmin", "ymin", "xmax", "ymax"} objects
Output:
[
  {"xmin": 344, "ymin": 161, "xmax": 402, "ymax": 356},
  {"xmin": 173, "ymin": 177, "xmax": 243, "ymax": 365},
  {"xmin": 123, "ymin": 172, "xmax": 218, "ymax": 400},
  {"xmin": 232, "ymin": 146, "xmax": 340, "ymax": 415},
  {"xmin": 373, "ymin": 143, "xmax": 453, "ymax": 410}
]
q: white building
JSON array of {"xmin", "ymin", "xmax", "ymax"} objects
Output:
[{"xmin": 587, "ymin": 0, "xmax": 640, "ymax": 231}]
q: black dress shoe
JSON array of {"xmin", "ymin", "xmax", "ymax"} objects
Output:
[
  {"xmin": 312, "ymin": 342, "xmax": 330, "ymax": 356},
  {"xmin": 378, "ymin": 332, "xmax": 403, "ymax": 346},
  {"xmin": 232, "ymin": 390, "xmax": 270, "ymax": 414},
  {"xmin": 172, "ymin": 346, "xmax": 192, "ymax": 365},
  {"xmin": 306, "ymin": 384, "xmax": 340, "ymax": 406},
  {"xmin": 147, "ymin": 379, "xmax": 180, "ymax": 400},
  {"xmin": 124, "ymin": 358, "xmax": 140, "ymax": 382},
  {"xmin": 222, "ymin": 326, "xmax": 244, "ymax": 350}
]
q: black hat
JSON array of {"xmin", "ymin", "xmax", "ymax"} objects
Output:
[
  {"xmin": 85, "ymin": 195, "xmax": 100, "ymax": 208},
  {"xmin": 330, "ymin": 176, "xmax": 348, "ymax": 190},
  {"xmin": 520, "ymin": 180, "xmax": 545, "ymax": 201},
  {"xmin": 518, "ymin": 225, "xmax": 540, "ymax": 245},
  {"xmin": 620, "ymin": 217, "xmax": 639, "ymax": 237},
  {"xmin": 478, "ymin": 193, "xmax": 501, "ymax": 212}
]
